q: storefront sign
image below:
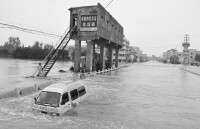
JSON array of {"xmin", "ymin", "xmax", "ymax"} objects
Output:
[{"xmin": 80, "ymin": 15, "xmax": 97, "ymax": 31}]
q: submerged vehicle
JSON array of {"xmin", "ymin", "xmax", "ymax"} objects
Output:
[{"xmin": 32, "ymin": 80, "xmax": 86, "ymax": 116}]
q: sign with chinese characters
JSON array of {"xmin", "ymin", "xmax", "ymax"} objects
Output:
[{"xmin": 80, "ymin": 15, "xmax": 97, "ymax": 31}]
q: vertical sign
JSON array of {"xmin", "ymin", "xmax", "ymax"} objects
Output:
[{"xmin": 80, "ymin": 15, "xmax": 97, "ymax": 31}]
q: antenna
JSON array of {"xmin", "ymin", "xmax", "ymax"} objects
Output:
[{"xmin": 184, "ymin": 34, "xmax": 189, "ymax": 43}]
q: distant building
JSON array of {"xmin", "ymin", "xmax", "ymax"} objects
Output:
[
  {"xmin": 163, "ymin": 48, "xmax": 200, "ymax": 65},
  {"xmin": 140, "ymin": 54, "xmax": 147, "ymax": 62},
  {"xmin": 177, "ymin": 52, "xmax": 184, "ymax": 63},
  {"xmin": 163, "ymin": 49, "xmax": 178, "ymax": 60},
  {"xmin": 187, "ymin": 49, "xmax": 200, "ymax": 65},
  {"xmin": 113, "ymin": 37, "xmax": 130, "ymax": 62},
  {"xmin": 188, "ymin": 49, "xmax": 197, "ymax": 63},
  {"xmin": 128, "ymin": 46, "xmax": 146, "ymax": 62},
  {"xmin": 129, "ymin": 46, "xmax": 142, "ymax": 56}
]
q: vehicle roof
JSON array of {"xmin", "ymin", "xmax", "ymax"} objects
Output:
[{"xmin": 42, "ymin": 80, "xmax": 84, "ymax": 94}]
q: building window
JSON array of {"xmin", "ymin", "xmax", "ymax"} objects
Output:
[{"xmin": 107, "ymin": 20, "xmax": 109, "ymax": 30}]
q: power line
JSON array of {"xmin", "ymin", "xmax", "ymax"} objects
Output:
[
  {"xmin": 0, "ymin": 22, "xmax": 61, "ymax": 38},
  {"xmin": 105, "ymin": 0, "xmax": 114, "ymax": 8}
]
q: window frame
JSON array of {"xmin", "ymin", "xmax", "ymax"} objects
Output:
[
  {"xmin": 61, "ymin": 92, "xmax": 69, "ymax": 105},
  {"xmin": 70, "ymin": 89, "xmax": 78, "ymax": 101},
  {"xmin": 77, "ymin": 86, "xmax": 86, "ymax": 97}
]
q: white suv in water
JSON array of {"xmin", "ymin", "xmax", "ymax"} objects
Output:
[{"xmin": 32, "ymin": 80, "xmax": 86, "ymax": 116}]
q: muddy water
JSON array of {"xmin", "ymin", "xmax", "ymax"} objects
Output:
[
  {"xmin": 0, "ymin": 58, "xmax": 73, "ymax": 93},
  {"xmin": 0, "ymin": 61, "xmax": 200, "ymax": 129}
]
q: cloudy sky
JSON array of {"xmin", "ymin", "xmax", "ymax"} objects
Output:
[{"xmin": 0, "ymin": 0, "xmax": 200, "ymax": 56}]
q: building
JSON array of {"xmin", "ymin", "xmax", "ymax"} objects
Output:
[
  {"xmin": 187, "ymin": 49, "xmax": 200, "ymax": 65},
  {"xmin": 69, "ymin": 3, "xmax": 124, "ymax": 72},
  {"xmin": 118, "ymin": 37, "xmax": 130, "ymax": 62},
  {"xmin": 112, "ymin": 37, "xmax": 130, "ymax": 62},
  {"xmin": 163, "ymin": 49, "xmax": 178, "ymax": 60},
  {"xmin": 163, "ymin": 48, "xmax": 200, "ymax": 65},
  {"xmin": 177, "ymin": 52, "xmax": 184, "ymax": 63},
  {"xmin": 128, "ymin": 46, "xmax": 144, "ymax": 62},
  {"xmin": 140, "ymin": 54, "xmax": 147, "ymax": 62},
  {"xmin": 188, "ymin": 49, "xmax": 197, "ymax": 63}
]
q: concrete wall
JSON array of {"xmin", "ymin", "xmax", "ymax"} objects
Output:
[{"xmin": 0, "ymin": 81, "xmax": 53, "ymax": 100}]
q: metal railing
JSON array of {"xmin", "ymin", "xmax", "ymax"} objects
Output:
[{"xmin": 32, "ymin": 26, "xmax": 70, "ymax": 77}]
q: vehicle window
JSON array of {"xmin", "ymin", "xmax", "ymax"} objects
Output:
[
  {"xmin": 61, "ymin": 92, "xmax": 69, "ymax": 105},
  {"xmin": 70, "ymin": 89, "xmax": 78, "ymax": 101},
  {"xmin": 78, "ymin": 86, "xmax": 86, "ymax": 97},
  {"xmin": 36, "ymin": 91, "xmax": 61, "ymax": 107}
]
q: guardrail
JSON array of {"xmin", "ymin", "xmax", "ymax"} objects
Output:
[
  {"xmin": 180, "ymin": 67, "xmax": 200, "ymax": 76},
  {"xmin": 76, "ymin": 64, "xmax": 130, "ymax": 80}
]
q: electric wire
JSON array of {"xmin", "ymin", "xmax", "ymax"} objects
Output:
[
  {"xmin": 0, "ymin": 22, "xmax": 61, "ymax": 38},
  {"xmin": 105, "ymin": 0, "xmax": 114, "ymax": 8}
]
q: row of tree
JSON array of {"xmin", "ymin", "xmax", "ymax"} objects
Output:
[{"xmin": 0, "ymin": 36, "xmax": 70, "ymax": 60}]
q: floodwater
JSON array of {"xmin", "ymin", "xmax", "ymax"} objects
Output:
[
  {"xmin": 0, "ymin": 58, "xmax": 73, "ymax": 93},
  {"xmin": 1, "ymin": 59, "xmax": 200, "ymax": 129}
]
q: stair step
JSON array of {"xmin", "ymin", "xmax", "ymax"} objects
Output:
[
  {"xmin": 38, "ymin": 27, "xmax": 73, "ymax": 77},
  {"xmin": 46, "ymin": 64, "xmax": 52, "ymax": 66},
  {"xmin": 47, "ymin": 63, "xmax": 54, "ymax": 65}
]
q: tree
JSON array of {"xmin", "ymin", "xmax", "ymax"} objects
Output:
[
  {"xmin": 44, "ymin": 44, "xmax": 53, "ymax": 50},
  {"xmin": 32, "ymin": 41, "xmax": 43, "ymax": 49},
  {"xmin": 5, "ymin": 37, "xmax": 21, "ymax": 48},
  {"xmin": 3, "ymin": 37, "xmax": 21, "ymax": 53},
  {"xmin": 169, "ymin": 55, "xmax": 180, "ymax": 64}
]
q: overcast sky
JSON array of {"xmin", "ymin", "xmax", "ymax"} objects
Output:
[{"xmin": 0, "ymin": 0, "xmax": 200, "ymax": 56}]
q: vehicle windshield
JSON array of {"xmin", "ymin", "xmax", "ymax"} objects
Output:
[{"xmin": 36, "ymin": 91, "xmax": 61, "ymax": 107}]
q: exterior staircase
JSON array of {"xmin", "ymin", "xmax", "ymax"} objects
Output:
[{"xmin": 33, "ymin": 26, "xmax": 76, "ymax": 77}]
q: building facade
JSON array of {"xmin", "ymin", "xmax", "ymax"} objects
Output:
[
  {"xmin": 118, "ymin": 37, "xmax": 130, "ymax": 62},
  {"xmin": 112, "ymin": 37, "xmax": 130, "ymax": 62}
]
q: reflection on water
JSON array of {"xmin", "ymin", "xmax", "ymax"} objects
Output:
[{"xmin": 0, "ymin": 61, "xmax": 200, "ymax": 129}]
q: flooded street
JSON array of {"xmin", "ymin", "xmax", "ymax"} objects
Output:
[
  {"xmin": 0, "ymin": 58, "xmax": 73, "ymax": 93},
  {"xmin": 0, "ymin": 60, "xmax": 200, "ymax": 129}
]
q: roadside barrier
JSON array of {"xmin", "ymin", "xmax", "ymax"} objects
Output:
[
  {"xmin": 0, "ymin": 89, "xmax": 19, "ymax": 99},
  {"xmin": 0, "ymin": 64, "xmax": 130, "ymax": 100},
  {"xmin": 180, "ymin": 67, "xmax": 200, "ymax": 76},
  {"xmin": 0, "ymin": 81, "xmax": 53, "ymax": 100},
  {"xmin": 17, "ymin": 86, "xmax": 38, "ymax": 96}
]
